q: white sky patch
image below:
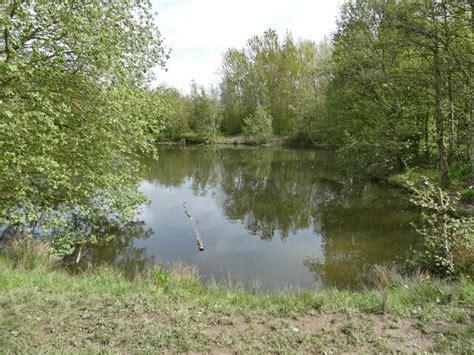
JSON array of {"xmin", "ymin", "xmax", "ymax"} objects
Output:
[{"xmin": 151, "ymin": 0, "xmax": 343, "ymax": 93}]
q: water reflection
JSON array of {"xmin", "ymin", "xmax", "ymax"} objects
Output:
[
  {"xmin": 148, "ymin": 147, "xmax": 346, "ymax": 241},
  {"xmin": 82, "ymin": 221, "xmax": 156, "ymax": 277},
  {"xmin": 93, "ymin": 146, "xmax": 418, "ymax": 290},
  {"xmin": 305, "ymin": 184, "xmax": 417, "ymax": 288}
]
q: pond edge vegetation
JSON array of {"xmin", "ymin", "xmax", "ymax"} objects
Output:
[{"xmin": 0, "ymin": 238, "xmax": 473, "ymax": 352}]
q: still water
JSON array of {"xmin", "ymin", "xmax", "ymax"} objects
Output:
[{"xmin": 90, "ymin": 146, "xmax": 419, "ymax": 291}]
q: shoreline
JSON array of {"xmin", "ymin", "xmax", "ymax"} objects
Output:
[
  {"xmin": 1, "ymin": 254, "xmax": 472, "ymax": 353},
  {"xmin": 156, "ymin": 135, "xmax": 317, "ymax": 148}
]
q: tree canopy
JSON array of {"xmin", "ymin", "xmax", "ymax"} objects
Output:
[
  {"xmin": 325, "ymin": 0, "xmax": 473, "ymax": 183},
  {"xmin": 0, "ymin": 0, "xmax": 167, "ymax": 254}
]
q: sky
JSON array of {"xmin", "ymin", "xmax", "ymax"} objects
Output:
[{"xmin": 151, "ymin": 0, "xmax": 343, "ymax": 93}]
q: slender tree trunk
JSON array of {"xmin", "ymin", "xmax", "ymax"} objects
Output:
[
  {"xmin": 470, "ymin": 111, "xmax": 474, "ymax": 183},
  {"xmin": 447, "ymin": 72, "xmax": 455, "ymax": 159},
  {"xmin": 433, "ymin": 43, "xmax": 450, "ymax": 186},
  {"xmin": 443, "ymin": 5, "xmax": 456, "ymax": 160},
  {"xmin": 470, "ymin": 3, "xmax": 474, "ymax": 183},
  {"xmin": 4, "ymin": 27, "xmax": 10, "ymax": 63},
  {"xmin": 424, "ymin": 110, "xmax": 430, "ymax": 161},
  {"xmin": 431, "ymin": 4, "xmax": 450, "ymax": 186}
]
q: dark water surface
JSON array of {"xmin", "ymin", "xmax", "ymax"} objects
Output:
[{"xmin": 89, "ymin": 146, "xmax": 419, "ymax": 291}]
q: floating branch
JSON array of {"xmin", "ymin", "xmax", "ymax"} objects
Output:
[{"xmin": 183, "ymin": 202, "xmax": 204, "ymax": 251}]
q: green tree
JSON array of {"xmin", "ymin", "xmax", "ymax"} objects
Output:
[
  {"xmin": 327, "ymin": 0, "xmax": 472, "ymax": 182},
  {"xmin": 157, "ymin": 85, "xmax": 189, "ymax": 139},
  {"xmin": 242, "ymin": 106, "xmax": 274, "ymax": 143},
  {"xmin": 0, "ymin": 1, "xmax": 167, "ymax": 255},
  {"xmin": 220, "ymin": 30, "xmax": 331, "ymax": 138},
  {"xmin": 187, "ymin": 81, "xmax": 222, "ymax": 138}
]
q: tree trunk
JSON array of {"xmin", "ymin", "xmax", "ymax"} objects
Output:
[
  {"xmin": 447, "ymin": 72, "xmax": 455, "ymax": 159},
  {"xmin": 424, "ymin": 110, "xmax": 430, "ymax": 161},
  {"xmin": 443, "ymin": 5, "xmax": 456, "ymax": 160},
  {"xmin": 470, "ymin": 3, "xmax": 474, "ymax": 183},
  {"xmin": 430, "ymin": 4, "xmax": 449, "ymax": 186},
  {"xmin": 470, "ymin": 117, "xmax": 474, "ymax": 183},
  {"xmin": 433, "ymin": 43, "xmax": 450, "ymax": 186}
]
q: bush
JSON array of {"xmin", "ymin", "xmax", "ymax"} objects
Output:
[
  {"xmin": 450, "ymin": 163, "xmax": 471, "ymax": 185},
  {"xmin": 460, "ymin": 189, "xmax": 474, "ymax": 204},
  {"xmin": 180, "ymin": 132, "xmax": 212, "ymax": 144},
  {"xmin": 286, "ymin": 131, "xmax": 315, "ymax": 147},
  {"xmin": 242, "ymin": 107, "xmax": 274, "ymax": 143},
  {"xmin": 407, "ymin": 180, "xmax": 474, "ymax": 278}
]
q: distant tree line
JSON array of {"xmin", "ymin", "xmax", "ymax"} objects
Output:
[
  {"xmin": 160, "ymin": 1, "xmax": 473, "ymax": 185},
  {"xmin": 158, "ymin": 81, "xmax": 221, "ymax": 142}
]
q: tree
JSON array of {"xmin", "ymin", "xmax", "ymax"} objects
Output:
[
  {"xmin": 0, "ymin": 1, "xmax": 167, "ymax": 255},
  {"xmin": 327, "ymin": 0, "xmax": 472, "ymax": 182},
  {"xmin": 242, "ymin": 106, "xmax": 274, "ymax": 143},
  {"xmin": 219, "ymin": 30, "xmax": 331, "ymax": 138},
  {"xmin": 187, "ymin": 81, "xmax": 222, "ymax": 138},
  {"xmin": 156, "ymin": 85, "xmax": 189, "ymax": 139}
]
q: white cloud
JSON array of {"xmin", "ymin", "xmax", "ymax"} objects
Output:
[{"xmin": 151, "ymin": 0, "xmax": 343, "ymax": 93}]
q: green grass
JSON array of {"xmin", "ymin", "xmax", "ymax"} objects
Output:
[
  {"xmin": 0, "ymin": 251, "xmax": 473, "ymax": 353},
  {"xmin": 461, "ymin": 189, "xmax": 474, "ymax": 204}
]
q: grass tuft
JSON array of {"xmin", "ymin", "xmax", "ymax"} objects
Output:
[{"xmin": 1, "ymin": 236, "xmax": 57, "ymax": 271}]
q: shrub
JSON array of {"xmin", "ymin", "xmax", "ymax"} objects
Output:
[
  {"xmin": 242, "ymin": 106, "xmax": 274, "ymax": 143},
  {"xmin": 286, "ymin": 131, "xmax": 315, "ymax": 147},
  {"xmin": 407, "ymin": 180, "xmax": 474, "ymax": 278},
  {"xmin": 450, "ymin": 163, "xmax": 471, "ymax": 185},
  {"xmin": 460, "ymin": 189, "xmax": 474, "ymax": 204},
  {"xmin": 179, "ymin": 132, "xmax": 213, "ymax": 144}
]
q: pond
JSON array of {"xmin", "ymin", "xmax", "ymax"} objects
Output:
[{"xmin": 89, "ymin": 145, "xmax": 419, "ymax": 291}]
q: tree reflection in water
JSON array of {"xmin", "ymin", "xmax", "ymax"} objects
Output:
[
  {"xmin": 80, "ymin": 220, "xmax": 155, "ymax": 278},
  {"xmin": 142, "ymin": 146, "xmax": 418, "ymax": 288}
]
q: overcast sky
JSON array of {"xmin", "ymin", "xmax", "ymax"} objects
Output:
[{"xmin": 151, "ymin": 0, "xmax": 343, "ymax": 93}]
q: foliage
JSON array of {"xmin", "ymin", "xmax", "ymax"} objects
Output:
[
  {"xmin": 460, "ymin": 189, "xmax": 474, "ymax": 204},
  {"xmin": 156, "ymin": 85, "xmax": 189, "ymax": 140},
  {"xmin": 326, "ymin": 1, "xmax": 473, "ymax": 182},
  {"xmin": 220, "ymin": 30, "xmax": 331, "ymax": 137},
  {"xmin": 450, "ymin": 163, "xmax": 472, "ymax": 185},
  {"xmin": 0, "ymin": 1, "xmax": 167, "ymax": 254},
  {"xmin": 242, "ymin": 106, "xmax": 274, "ymax": 143},
  {"xmin": 408, "ymin": 180, "xmax": 474, "ymax": 277},
  {"xmin": 187, "ymin": 81, "xmax": 222, "ymax": 137},
  {"xmin": 157, "ymin": 82, "xmax": 222, "ymax": 141}
]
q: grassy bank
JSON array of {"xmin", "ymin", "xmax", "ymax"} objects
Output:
[{"xmin": 0, "ymin": 249, "xmax": 473, "ymax": 353}]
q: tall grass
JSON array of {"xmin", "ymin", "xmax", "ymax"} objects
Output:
[
  {"xmin": 1, "ymin": 236, "xmax": 57, "ymax": 270},
  {"xmin": 1, "ymin": 239, "xmax": 472, "ymax": 314}
]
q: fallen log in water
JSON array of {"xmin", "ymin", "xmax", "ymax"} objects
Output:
[{"xmin": 183, "ymin": 202, "xmax": 204, "ymax": 251}]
